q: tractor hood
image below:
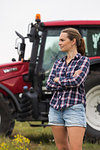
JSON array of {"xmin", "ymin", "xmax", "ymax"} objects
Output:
[{"xmin": 0, "ymin": 61, "xmax": 29, "ymax": 81}]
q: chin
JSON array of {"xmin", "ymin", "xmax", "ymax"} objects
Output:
[{"xmin": 61, "ymin": 49, "xmax": 67, "ymax": 52}]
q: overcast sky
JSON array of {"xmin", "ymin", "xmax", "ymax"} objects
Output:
[{"xmin": 0, "ymin": 0, "xmax": 100, "ymax": 63}]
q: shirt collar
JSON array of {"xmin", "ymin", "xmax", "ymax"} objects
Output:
[
  {"xmin": 75, "ymin": 53, "xmax": 81, "ymax": 59},
  {"xmin": 61, "ymin": 53, "xmax": 81, "ymax": 62}
]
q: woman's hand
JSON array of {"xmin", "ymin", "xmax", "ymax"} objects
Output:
[
  {"xmin": 54, "ymin": 77, "xmax": 59, "ymax": 82},
  {"xmin": 73, "ymin": 70, "xmax": 82, "ymax": 77}
]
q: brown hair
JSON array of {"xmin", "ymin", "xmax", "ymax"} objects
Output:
[{"xmin": 61, "ymin": 28, "xmax": 85, "ymax": 56}]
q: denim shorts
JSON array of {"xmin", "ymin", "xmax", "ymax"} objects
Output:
[{"xmin": 48, "ymin": 104, "xmax": 86, "ymax": 127}]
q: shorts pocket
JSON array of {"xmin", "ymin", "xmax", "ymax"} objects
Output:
[{"xmin": 70, "ymin": 104, "xmax": 85, "ymax": 112}]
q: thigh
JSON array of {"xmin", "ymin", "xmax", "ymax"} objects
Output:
[
  {"xmin": 67, "ymin": 126, "xmax": 86, "ymax": 150},
  {"xmin": 51, "ymin": 126, "xmax": 70, "ymax": 150}
]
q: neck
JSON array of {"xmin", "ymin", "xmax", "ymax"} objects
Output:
[{"xmin": 67, "ymin": 49, "xmax": 78, "ymax": 60}]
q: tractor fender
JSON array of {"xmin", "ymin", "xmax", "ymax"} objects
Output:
[
  {"xmin": 0, "ymin": 84, "xmax": 21, "ymax": 112},
  {"xmin": 90, "ymin": 58, "xmax": 100, "ymax": 65}
]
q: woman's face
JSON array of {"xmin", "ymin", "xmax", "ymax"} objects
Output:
[{"xmin": 59, "ymin": 32, "xmax": 75, "ymax": 52}]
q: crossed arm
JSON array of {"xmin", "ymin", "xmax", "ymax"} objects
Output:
[
  {"xmin": 46, "ymin": 58, "xmax": 90, "ymax": 91},
  {"xmin": 54, "ymin": 70, "xmax": 82, "ymax": 82}
]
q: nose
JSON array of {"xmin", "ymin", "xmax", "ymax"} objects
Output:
[
  {"xmin": 59, "ymin": 41, "xmax": 62, "ymax": 49},
  {"xmin": 59, "ymin": 40, "xmax": 61, "ymax": 46}
]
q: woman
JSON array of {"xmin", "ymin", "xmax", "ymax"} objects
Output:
[{"xmin": 46, "ymin": 28, "xmax": 90, "ymax": 150}]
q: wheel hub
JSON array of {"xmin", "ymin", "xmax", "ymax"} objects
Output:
[{"xmin": 97, "ymin": 103, "xmax": 100, "ymax": 113}]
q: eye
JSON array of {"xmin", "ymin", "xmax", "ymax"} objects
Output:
[{"xmin": 59, "ymin": 39, "xmax": 65, "ymax": 42}]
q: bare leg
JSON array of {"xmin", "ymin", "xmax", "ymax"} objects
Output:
[
  {"xmin": 51, "ymin": 126, "xmax": 70, "ymax": 150},
  {"xmin": 67, "ymin": 126, "xmax": 86, "ymax": 150}
]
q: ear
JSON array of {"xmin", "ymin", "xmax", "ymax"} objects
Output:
[{"xmin": 72, "ymin": 38, "xmax": 76, "ymax": 46}]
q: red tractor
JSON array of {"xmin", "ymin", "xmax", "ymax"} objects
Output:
[{"xmin": 0, "ymin": 14, "xmax": 100, "ymax": 140}]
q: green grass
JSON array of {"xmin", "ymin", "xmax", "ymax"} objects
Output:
[{"xmin": 0, "ymin": 121, "xmax": 100, "ymax": 150}]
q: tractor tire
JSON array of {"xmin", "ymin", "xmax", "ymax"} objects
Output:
[
  {"xmin": 85, "ymin": 71, "xmax": 100, "ymax": 140},
  {"xmin": 0, "ymin": 93, "xmax": 15, "ymax": 136}
]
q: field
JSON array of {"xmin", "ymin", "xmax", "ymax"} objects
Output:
[{"xmin": 0, "ymin": 121, "xmax": 100, "ymax": 150}]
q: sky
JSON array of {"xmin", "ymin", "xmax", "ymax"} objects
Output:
[{"xmin": 0, "ymin": 0, "xmax": 100, "ymax": 63}]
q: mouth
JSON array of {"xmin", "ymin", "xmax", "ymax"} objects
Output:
[{"xmin": 60, "ymin": 46, "xmax": 63, "ymax": 49}]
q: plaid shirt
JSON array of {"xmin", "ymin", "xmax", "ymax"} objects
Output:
[{"xmin": 46, "ymin": 53, "xmax": 90, "ymax": 110}]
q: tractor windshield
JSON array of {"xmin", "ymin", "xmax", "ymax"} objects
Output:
[{"xmin": 43, "ymin": 28, "xmax": 65, "ymax": 73}]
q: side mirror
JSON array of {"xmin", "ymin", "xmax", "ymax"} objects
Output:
[{"xmin": 15, "ymin": 31, "xmax": 26, "ymax": 61}]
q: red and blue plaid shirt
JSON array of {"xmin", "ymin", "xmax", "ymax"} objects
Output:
[{"xmin": 46, "ymin": 53, "xmax": 90, "ymax": 110}]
